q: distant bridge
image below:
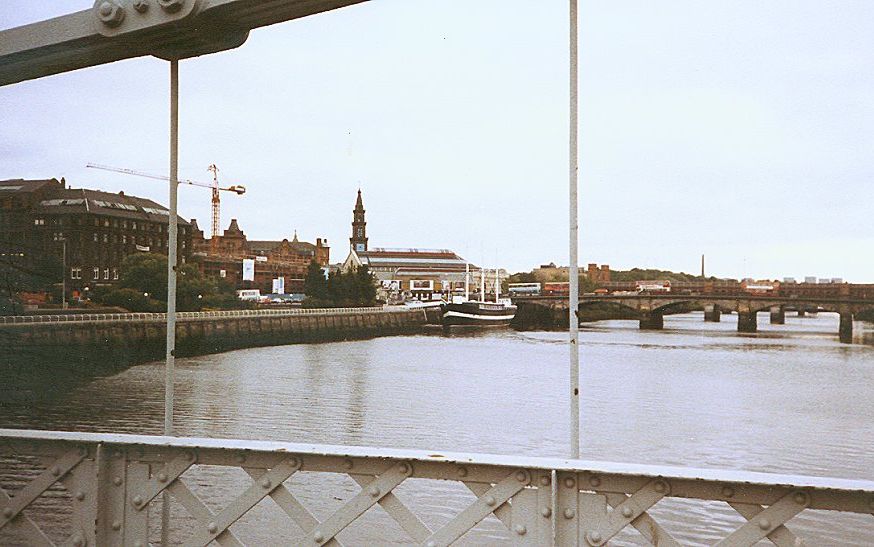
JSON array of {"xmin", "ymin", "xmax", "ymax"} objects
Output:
[{"xmin": 514, "ymin": 294, "xmax": 874, "ymax": 343}]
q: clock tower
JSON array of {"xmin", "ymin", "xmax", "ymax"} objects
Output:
[{"xmin": 350, "ymin": 189, "xmax": 368, "ymax": 252}]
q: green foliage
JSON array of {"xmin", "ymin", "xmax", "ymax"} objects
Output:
[
  {"xmin": 303, "ymin": 262, "xmax": 376, "ymax": 308},
  {"xmin": 608, "ymin": 268, "xmax": 705, "ymax": 283},
  {"xmin": 96, "ymin": 253, "xmax": 220, "ymax": 312}
]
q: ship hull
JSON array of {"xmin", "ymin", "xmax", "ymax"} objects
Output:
[{"xmin": 441, "ymin": 301, "xmax": 517, "ymax": 327}]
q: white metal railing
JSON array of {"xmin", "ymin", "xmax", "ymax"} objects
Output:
[
  {"xmin": 0, "ymin": 306, "xmax": 411, "ymax": 325},
  {"xmin": 0, "ymin": 429, "xmax": 872, "ymax": 546}
]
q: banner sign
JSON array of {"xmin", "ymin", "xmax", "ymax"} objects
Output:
[{"xmin": 242, "ymin": 259, "xmax": 255, "ymax": 281}]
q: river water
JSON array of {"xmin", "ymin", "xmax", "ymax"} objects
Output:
[{"xmin": 2, "ymin": 312, "xmax": 874, "ymax": 544}]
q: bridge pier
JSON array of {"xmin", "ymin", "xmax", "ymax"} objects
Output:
[
  {"xmin": 703, "ymin": 304, "xmax": 721, "ymax": 322},
  {"xmin": 839, "ymin": 312, "xmax": 853, "ymax": 344},
  {"xmin": 737, "ymin": 311, "xmax": 757, "ymax": 333},
  {"xmin": 639, "ymin": 311, "xmax": 664, "ymax": 330},
  {"xmin": 769, "ymin": 306, "xmax": 785, "ymax": 325}
]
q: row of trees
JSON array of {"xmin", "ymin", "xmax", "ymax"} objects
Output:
[
  {"xmin": 94, "ymin": 253, "xmax": 248, "ymax": 312},
  {"xmin": 303, "ymin": 261, "xmax": 376, "ymax": 308}
]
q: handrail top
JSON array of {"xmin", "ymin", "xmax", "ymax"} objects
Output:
[{"xmin": 2, "ymin": 428, "xmax": 872, "ymax": 493}]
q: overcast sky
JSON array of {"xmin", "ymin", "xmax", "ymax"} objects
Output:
[{"xmin": 2, "ymin": 2, "xmax": 873, "ymax": 280}]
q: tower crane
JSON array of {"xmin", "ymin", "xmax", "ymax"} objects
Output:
[{"xmin": 85, "ymin": 163, "xmax": 245, "ymax": 241}]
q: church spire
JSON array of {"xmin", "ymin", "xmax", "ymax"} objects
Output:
[{"xmin": 350, "ymin": 189, "xmax": 368, "ymax": 252}]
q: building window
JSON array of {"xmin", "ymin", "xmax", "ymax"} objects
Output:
[
  {"xmin": 103, "ymin": 268, "xmax": 110, "ymax": 280},
  {"xmin": 34, "ymin": 218, "xmax": 45, "ymax": 225},
  {"xmin": 103, "ymin": 219, "xmax": 110, "ymax": 227},
  {"xmin": 71, "ymin": 267, "xmax": 81, "ymax": 280},
  {"xmin": 132, "ymin": 222, "xmax": 137, "ymax": 230},
  {"xmin": 219, "ymin": 269, "xmax": 227, "ymax": 278},
  {"xmin": 93, "ymin": 267, "xmax": 99, "ymax": 280},
  {"xmin": 93, "ymin": 233, "xmax": 98, "ymax": 242},
  {"xmin": 102, "ymin": 234, "xmax": 108, "ymax": 243},
  {"xmin": 123, "ymin": 221, "xmax": 127, "ymax": 229},
  {"xmin": 112, "ymin": 268, "xmax": 119, "ymax": 280}
]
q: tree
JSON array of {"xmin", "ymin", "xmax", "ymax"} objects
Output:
[
  {"xmin": 303, "ymin": 260, "xmax": 328, "ymax": 300},
  {"xmin": 100, "ymin": 253, "xmax": 219, "ymax": 312}
]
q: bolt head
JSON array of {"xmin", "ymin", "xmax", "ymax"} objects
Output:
[
  {"xmin": 313, "ymin": 531, "xmax": 324, "ymax": 543},
  {"xmin": 654, "ymin": 480, "xmax": 667, "ymax": 494},
  {"xmin": 721, "ymin": 486, "xmax": 735, "ymax": 498},
  {"xmin": 621, "ymin": 506, "xmax": 633, "ymax": 518},
  {"xmin": 132, "ymin": 495, "xmax": 143, "ymax": 507},
  {"xmin": 586, "ymin": 530, "xmax": 603, "ymax": 545},
  {"xmin": 75, "ymin": 491, "xmax": 85, "ymax": 501},
  {"xmin": 207, "ymin": 522, "xmax": 218, "ymax": 534},
  {"xmin": 515, "ymin": 470, "xmax": 528, "ymax": 483},
  {"xmin": 398, "ymin": 462, "xmax": 409, "ymax": 474},
  {"xmin": 113, "ymin": 477, "xmax": 123, "ymax": 486},
  {"xmin": 51, "ymin": 465, "xmax": 61, "ymax": 476},
  {"xmin": 758, "ymin": 518, "xmax": 771, "ymax": 530},
  {"xmin": 95, "ymin": 0, "xmax": 125, "ymax": 28},
  {"xmin": 261, "ymin": 478, "xmax": 272, "ymax": 489},
  {"xmin": 484, "ymin": 495, "xmax": 496, "ymax": 507},
  {"xmin": 564, "ymin": 507, "xmax": 576, "ymax": 519},
  {"xmin": 457, "ymin": 466, "xmax": 467, "ymax": 477},
  {"xmin": 564, "ymin": 477, "xmax": 576, "ymax": 488},
  {"xmin": 111, "ymin": 521, "xmax": 121, "ymax": 531},
  {"xmin": 157, "ymin": 472, "xmax": 168, "ymax": 483},
  {"xmin": 539, "ymin": 475, "xmax": 551, "ymax": 486},
  {"xmin": 589, "ymin": 476, "xmax": 600, "ymax": 487},
  {"xmin": 794, "ymin": 492, "xmax": 808, "ymax": 505},
  {"xmin": 157, "ymin": 0, "xmax": 185, "ymax": 13},
  {"xmin": 132, "ymin": 0, "xmax": 149, "ymax": 12},
  {"xmin": 2, "ymin": 507, "xmax": 13, "ymax": 518},
  {"xmin": 540, "ymin": 506, "xmax": 552, "ymax": 518},
  {"xmin": 369, "ymin": 486, "xmax": 381, "ymax": 498},
  {"xmin": 514, "ymin": 524, "xmax": 527, "ymax": 536}
]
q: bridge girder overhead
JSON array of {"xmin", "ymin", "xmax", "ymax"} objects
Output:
[{"xmin": 0, "ymin": 0, "xmax": 367, "ymax": 87}]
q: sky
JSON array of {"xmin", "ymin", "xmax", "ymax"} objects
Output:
[{"xmin": 1, "ymin": 1, "xmax": 873, "ymax": 281}]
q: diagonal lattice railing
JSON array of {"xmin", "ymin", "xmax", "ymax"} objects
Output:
[{"xmin": 1, "ymin": 429, "xmax": 873, "ymax": 545}]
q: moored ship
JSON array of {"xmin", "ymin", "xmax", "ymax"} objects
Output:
[{"xmin": 441, "ymin": 264, "xmax": 516, "ymax": 327}]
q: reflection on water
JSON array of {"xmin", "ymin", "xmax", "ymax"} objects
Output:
[{"xmin": 1, "ymin": 312, "xmax": 873, "ymax": 544}]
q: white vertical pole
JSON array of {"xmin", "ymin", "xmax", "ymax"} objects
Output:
[
  {"xmin": 61, "ymin": 240, "xmax": 67, "ymax": 309},
  {"xmin": 568, "ymin": 0, "xmax": 580, "ymax": 459},
  {"xmin": 465, "ymin": 263, "xmax": 470, "ymax": 301},
  {"xmin": 479, "ymin": 267, "xmax": 485, "ymax": 303},
  {"xmin": 162, "ymin": 58, "xmax": 180, "ymax": 546}
]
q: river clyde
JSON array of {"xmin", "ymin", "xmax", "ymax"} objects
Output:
[{"xmin": 2, "ymin": 312, "xmax": 874, "ymax": 544}]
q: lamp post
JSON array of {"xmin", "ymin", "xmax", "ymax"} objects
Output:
[{"xmin": 59, "ymin": 237, "xmax": 67, "ymax": 310}]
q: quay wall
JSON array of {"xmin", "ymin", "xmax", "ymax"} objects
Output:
[{"xmin": 0, "ymin": 308, "xmax": 434, "ymax": 370}]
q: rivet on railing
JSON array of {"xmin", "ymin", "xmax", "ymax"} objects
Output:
[
  {"xmin": 207, "ymin": 522, "xmax": 218, "ymax": 533},
  {"xmin": 515, "ymin": 470, "xmax": 528, "ymax": 483},
  {"xmin": 261, "ymin": 478, "xmax": 272, "ymax": 489},
  {"xmin": 132, "ymin": 495, "xmax": 143, "ymax": 507},
  {"xmin": 514, "ymin": 524, "xmax": 527, "ymax": 536},
  {"xmin": 398, "ymin": 462, "xmax": 410, "ymax": 474},
  {"xmin": 621, "ymin": 506, "xmax": 633, "ymax": 518},
  {"xmin": 564, "ymin": 476, "xmax": 576, "ymax": 488},
  {"xmin": 75, "ymin": 491, "xmax": 85, "ymax": 501},
  {"xmin": 2, "ymin": 507, "xmax": 13, "ymax": 518},
  {"xmin": 564, "ymin": 507, "xmax": 576, "ymax": 519},
  {"xmin": 111, "ymin": 521, "xmax": 121, "ymax": 531},
  {"xmin": 588, "ymin": 475, "xmax": 600, "ymax": 487},
  {"xmin": 72, "ymin": 534, "xmax": 85, "ymax": 547},
  {"xmin": 758, "ymin": 518, "xmax": 771, "ymax": 531},
  {"xmin": 157, "ymin": 472, "xmax": 168, "ymax": 483},
  {"xmin": 654, "ymin": 479, "xmax": 669, "ymax": 494},
  {"xmin": 721, "ymin": 486, "xmax": 735, "ymax": 498},
  {"xmin": 344, "ymin": 459, "xmax": 353, "ymax": 470},
  {"xmin": 425, "ymin": 541, "xmax": 437, "ymax": 547},
  {"xmin": 50, "ymin": 465, "xmax": 61, "ymax": 476},
  {"xmin": 369, "ymin": 486, "xmax": 381, "ymax": 497},
  {"xmin": 313, "ymin": 530, "xmax": 324, "ymax": 543},
  {"xmin": 484, "ymin": 495, "xmax": 496, "ymax": 507},
  {"xmin": 540, "ymin": 506, "xmax": 552, "ymax": 518},
  {"xmin": 457, "ymin": 466, "xmax": 468, "ymax": 477},
  {"xmin": 586, "ymin": 530, "xmax": 603, "ymax": 545},
  {"xmin": 113, "ymin": 477, "xmax": 123, "ymax": 486},
  {"xmin": 794, "ymin": 491, "xmax": 809, "ymax": 506},
  {"xmin": 540, "ymin": 475, "xmax": 551, "ymax": 486},
  {"xmin": 236, "ymin": 453, "xmax": 246, "ymax": 463}
]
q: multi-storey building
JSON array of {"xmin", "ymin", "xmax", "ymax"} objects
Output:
[
  {"xmin": 190, "ymin": 218, "xmax": 330, "ymax": 294},
  {"xmin": 0, "ymin": 177, "xmax": 191, "ymax": 300}
]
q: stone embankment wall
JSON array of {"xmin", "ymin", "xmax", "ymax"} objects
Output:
[
  {"xmin": 0, "ymin": 307, "xmax": 435, "ymax": 370},
  {"xmin": 512, "ymin": 301, "xmax": 637, "ymax": 330}
]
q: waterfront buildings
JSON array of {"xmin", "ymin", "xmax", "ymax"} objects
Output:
[
  {"xmin": 340, "ymin": 190, "xmax": 505, "ymax": 300},
  {"xmin": 191, "ymin": 218, "xmax": 330, "ymax": 294},
  {"xmin": 0, "ymin": 177, "xmax": 191, "ymax": 299}
]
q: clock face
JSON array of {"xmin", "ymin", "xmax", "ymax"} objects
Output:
[{"xmin": 356, "ymin": 243, "xmax": 365, "ymax": 252}]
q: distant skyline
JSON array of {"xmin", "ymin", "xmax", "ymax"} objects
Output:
[{"xmin": 2, "ymin": 2, "xmax": 873, "ymax": 280}]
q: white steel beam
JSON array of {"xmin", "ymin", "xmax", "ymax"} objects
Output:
[{"xmin": 0, "ymin": 0, "xmax": 368, "ymax": 86}]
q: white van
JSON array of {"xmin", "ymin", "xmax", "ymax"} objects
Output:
[{"xmin": 236, "ymin": 289, "xmax": 261, "ymax": 301}]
